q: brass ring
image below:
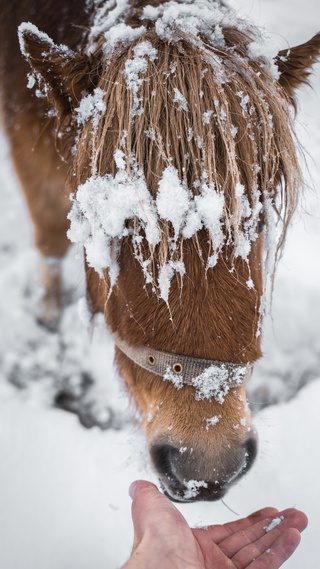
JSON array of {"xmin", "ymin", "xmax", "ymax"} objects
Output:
[
  {"xmin": 172, "ymin": 362, "xmax": 183, "ymax": 375},
  {"xmin": 148, "ymin": 354, "xmax": 156, "ymax": 366}
]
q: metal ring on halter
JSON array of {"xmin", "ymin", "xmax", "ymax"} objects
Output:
[
  {"xmin": 148, "ymin": 354, "xmax": 156, "ymax": 366},
  {"xmin": 172, "ymin": 362, "xmax": 183, "ymax": 375}
]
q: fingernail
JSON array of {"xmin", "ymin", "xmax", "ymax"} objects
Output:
[{"xmin": 129, "ymin": 481, "xmax": 139, "ymax": 500}]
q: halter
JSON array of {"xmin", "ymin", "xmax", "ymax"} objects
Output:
[{"xmin": 112, "ymin": 332, "xmax": 252, "ymax": 402}]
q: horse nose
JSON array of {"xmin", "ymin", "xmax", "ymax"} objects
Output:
[{"xmin": 150, "ymin": 436, "xmax": 258, "ymax": 502}]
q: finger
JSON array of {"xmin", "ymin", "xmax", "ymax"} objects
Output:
[
  {"xmin": 129, "ymin": 480, "xmax": 187, "ymax": 550},
  {"xmin": 228, "ymin": 510, "xmax": 308, "ymax": 565},
  {"xmin": 194, "ymin": 507, "xmax": 279, "ymax": 544},
  {"xmin": 245, "ymin": 528, "xmax": 301, "ymax": 569}
]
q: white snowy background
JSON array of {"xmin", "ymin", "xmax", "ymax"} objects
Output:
[{"xmin": 0, "ymin": 0, "xmax": 320, "ymax": 567}]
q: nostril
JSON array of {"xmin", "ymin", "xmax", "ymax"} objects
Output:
[
  {"xmin": 242, "ymin": 436, "xmax": 258, "ymax": 473},
  {"xmin": 150, "ymin": 444, "xmax": 179, "ymax": 479}
]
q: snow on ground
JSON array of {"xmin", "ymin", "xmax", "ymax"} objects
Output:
[
  {"xmin": 0, "ymin": 0, "xmax": 320, "ymax": 568},
  {"xmin": 0, "ymin": 374, "xmax": 319, "ymax": 569}
]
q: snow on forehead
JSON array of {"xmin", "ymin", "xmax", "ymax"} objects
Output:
[
  {"xmin": 141, "ymin": 0, "xmax": 256, "ymax": 50},
  {"xmin": 142, "ymin": 0, "xmax": 240, "ymax": 29},
  {"xmin": 142, "ymin": 0, "xmax": 277, "ymax": 66},
  {"xmin": 89, "ymin": 0, "xmax": 130, "ymax": 39},
  {"xmin": 103, "ymin": 23, "xmax": 147, "ymax": 53},
  {"xmin": 88, "ymin": 1, "xmax": 146, "ymax": 53},
  {"xmin": 86, "ymin": 0, "xmax": 279, "ymax": 74}
]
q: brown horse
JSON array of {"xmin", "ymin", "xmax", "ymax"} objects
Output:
[{"xmin": 1, "ymin": 0, "xmax": 319, "ymax": 502}]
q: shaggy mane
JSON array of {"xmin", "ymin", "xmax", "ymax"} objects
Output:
[{"xmin": 67, "ymin": 18, "xmax": 301, "ymax": 296}]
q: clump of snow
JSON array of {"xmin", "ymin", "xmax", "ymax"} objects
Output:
[
  {"xmin": 237, "ymin": 91, "xmax": 251, "ymax": 117},
  {"xmin": 248, "ymin": 38, "xmax": 280, "ymax": 79},
  {"xmin": 264, "ymin": 516, "xmax": 284, "ymax": 532},
  {"xmin": 158, "ymin": 260, "xmax": 186, "ymax": 305},
  {"xmin": 170, "ymin": 61, "xmax": 177, "ymax": 74},
  {"xmin": 202, "ymin": 110, "xmax": 214, "ymax": 125},
  {"xmin": 67, "ymin": 152, "xmax": 160, "ymax": 286},
  {"xmin": 183, "ymin": 479, "xmax": 208, "ymax": 500},
  {"xmin": 144, "ymin": 127, "xmax": 156, "ymax": 140},
  {"xmin": 262, "ymin": 194, "xmax": 281, "ymax": 277},
  {"xmin": 162, "ymin": 361, "xmax": 249, "ymax": 402},
  {"xmin": 75, "ymin": 88, "xmax": 107, "ymax": 127},
  {"xmin": 185, "ymin": 182, "xmax": 225, "ymax": 259},
  {"xmin": 104, "ymin": 23, "xmax": 146, "ymax": 54},
  {"xmin": 233, "ymin": 182, "xmax": 257, "ymax": 259},
  {"xmin": 244, "ymin": 185, "xmax": 263, "ymax": 242},
  {"xmin": 88, "ymin": 0, "xmax": 130, "ymax": 42},
  {"xmin": 26, "ymin": 73, "xmax": 36, "ymax": 89},
  {"xmin": 123, "ymin": 41, "xmax": 158, "ymax": 117},
  {"xmin": 163, "ymin": 365, "xmax": 184, "ymax": 389},
  {"xmin": 156, "ymin": 167, "xmax": 190, "ymax": 238},
  {"xmin": 143, "ymin": 0, "xmax": 231, "ymax": 48},
  {"xmin": 205, "ymin": 415, "xmax": 222, "ymax": 430},
  {"xmin": 192, "ymin": 364, "xmax": 249, "ymax": 402},
  {"xmin": 173, "ymin": 88, "xmax": 188, "ymax": 111},
  {"xmin": 235, "ymin": 183, "xmax": 251, "ymax": 219},
  {"xmin": 231, "ymin": 125, "xmax": 238, "ymax": 138},
  {"xmin": 87, "ymin": 1, "xmax": 147, "ymax": 55},
  {"xmin": 113, "ymin": 148, "xmax": 126, "ymax": 170}
]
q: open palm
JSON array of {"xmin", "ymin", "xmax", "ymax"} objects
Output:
[
  {"xmin": 192, "ymin": 506, "xmax": 307, "ymax": 568},
  {"xmin": 125, "ymin": 481, "xmax": 308, "ymax": 569}
]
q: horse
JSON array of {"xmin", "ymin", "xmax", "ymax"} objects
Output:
[{"xmin": 0, "ymin": 0, "xmax": 319, "ymax": 502}]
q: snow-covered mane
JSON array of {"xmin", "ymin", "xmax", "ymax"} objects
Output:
[{"xmin": 64, "ymin": 3, "xmax": 300, "ymax": 302}]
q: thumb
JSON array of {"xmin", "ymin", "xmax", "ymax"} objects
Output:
[{"xmin": 128, "ymin": 480, "xmax": 187, "ymax": 550}]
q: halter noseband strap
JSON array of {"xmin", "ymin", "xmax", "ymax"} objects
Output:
[{"xmin": 111, "ymin": 332, "xmax": 251, "ymax": 402}]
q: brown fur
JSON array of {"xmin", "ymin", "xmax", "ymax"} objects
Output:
[{"xmin": 1, "ymin": 0, "xmax": 320, "ymax": 499}]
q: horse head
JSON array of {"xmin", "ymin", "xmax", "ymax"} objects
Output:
[{"xmin": 18, "ymin": 0, "xmax": 320, "ymax": 501}]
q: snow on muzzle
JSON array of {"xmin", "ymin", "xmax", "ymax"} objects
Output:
[{"xmin": 150, "ymin": 435, "xmax": 258, "ymax": 502}]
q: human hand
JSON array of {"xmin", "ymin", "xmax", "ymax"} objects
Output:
[{"xmin": 122, "ymin": 480, "xmax": 308, "ymax": 569}]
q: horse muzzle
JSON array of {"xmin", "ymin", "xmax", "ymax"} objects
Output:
[{"xmin": 150, "ymin": 435, "xmax": 258, "ymax": 502}]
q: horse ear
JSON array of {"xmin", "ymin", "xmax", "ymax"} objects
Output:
[
  {"xmin": 276, "ymin": 33, "xmax": 320, "ymax": 101},
  {"xmin": 18, "ymin": 22, "xmax": 95, "ymax": 115}
]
